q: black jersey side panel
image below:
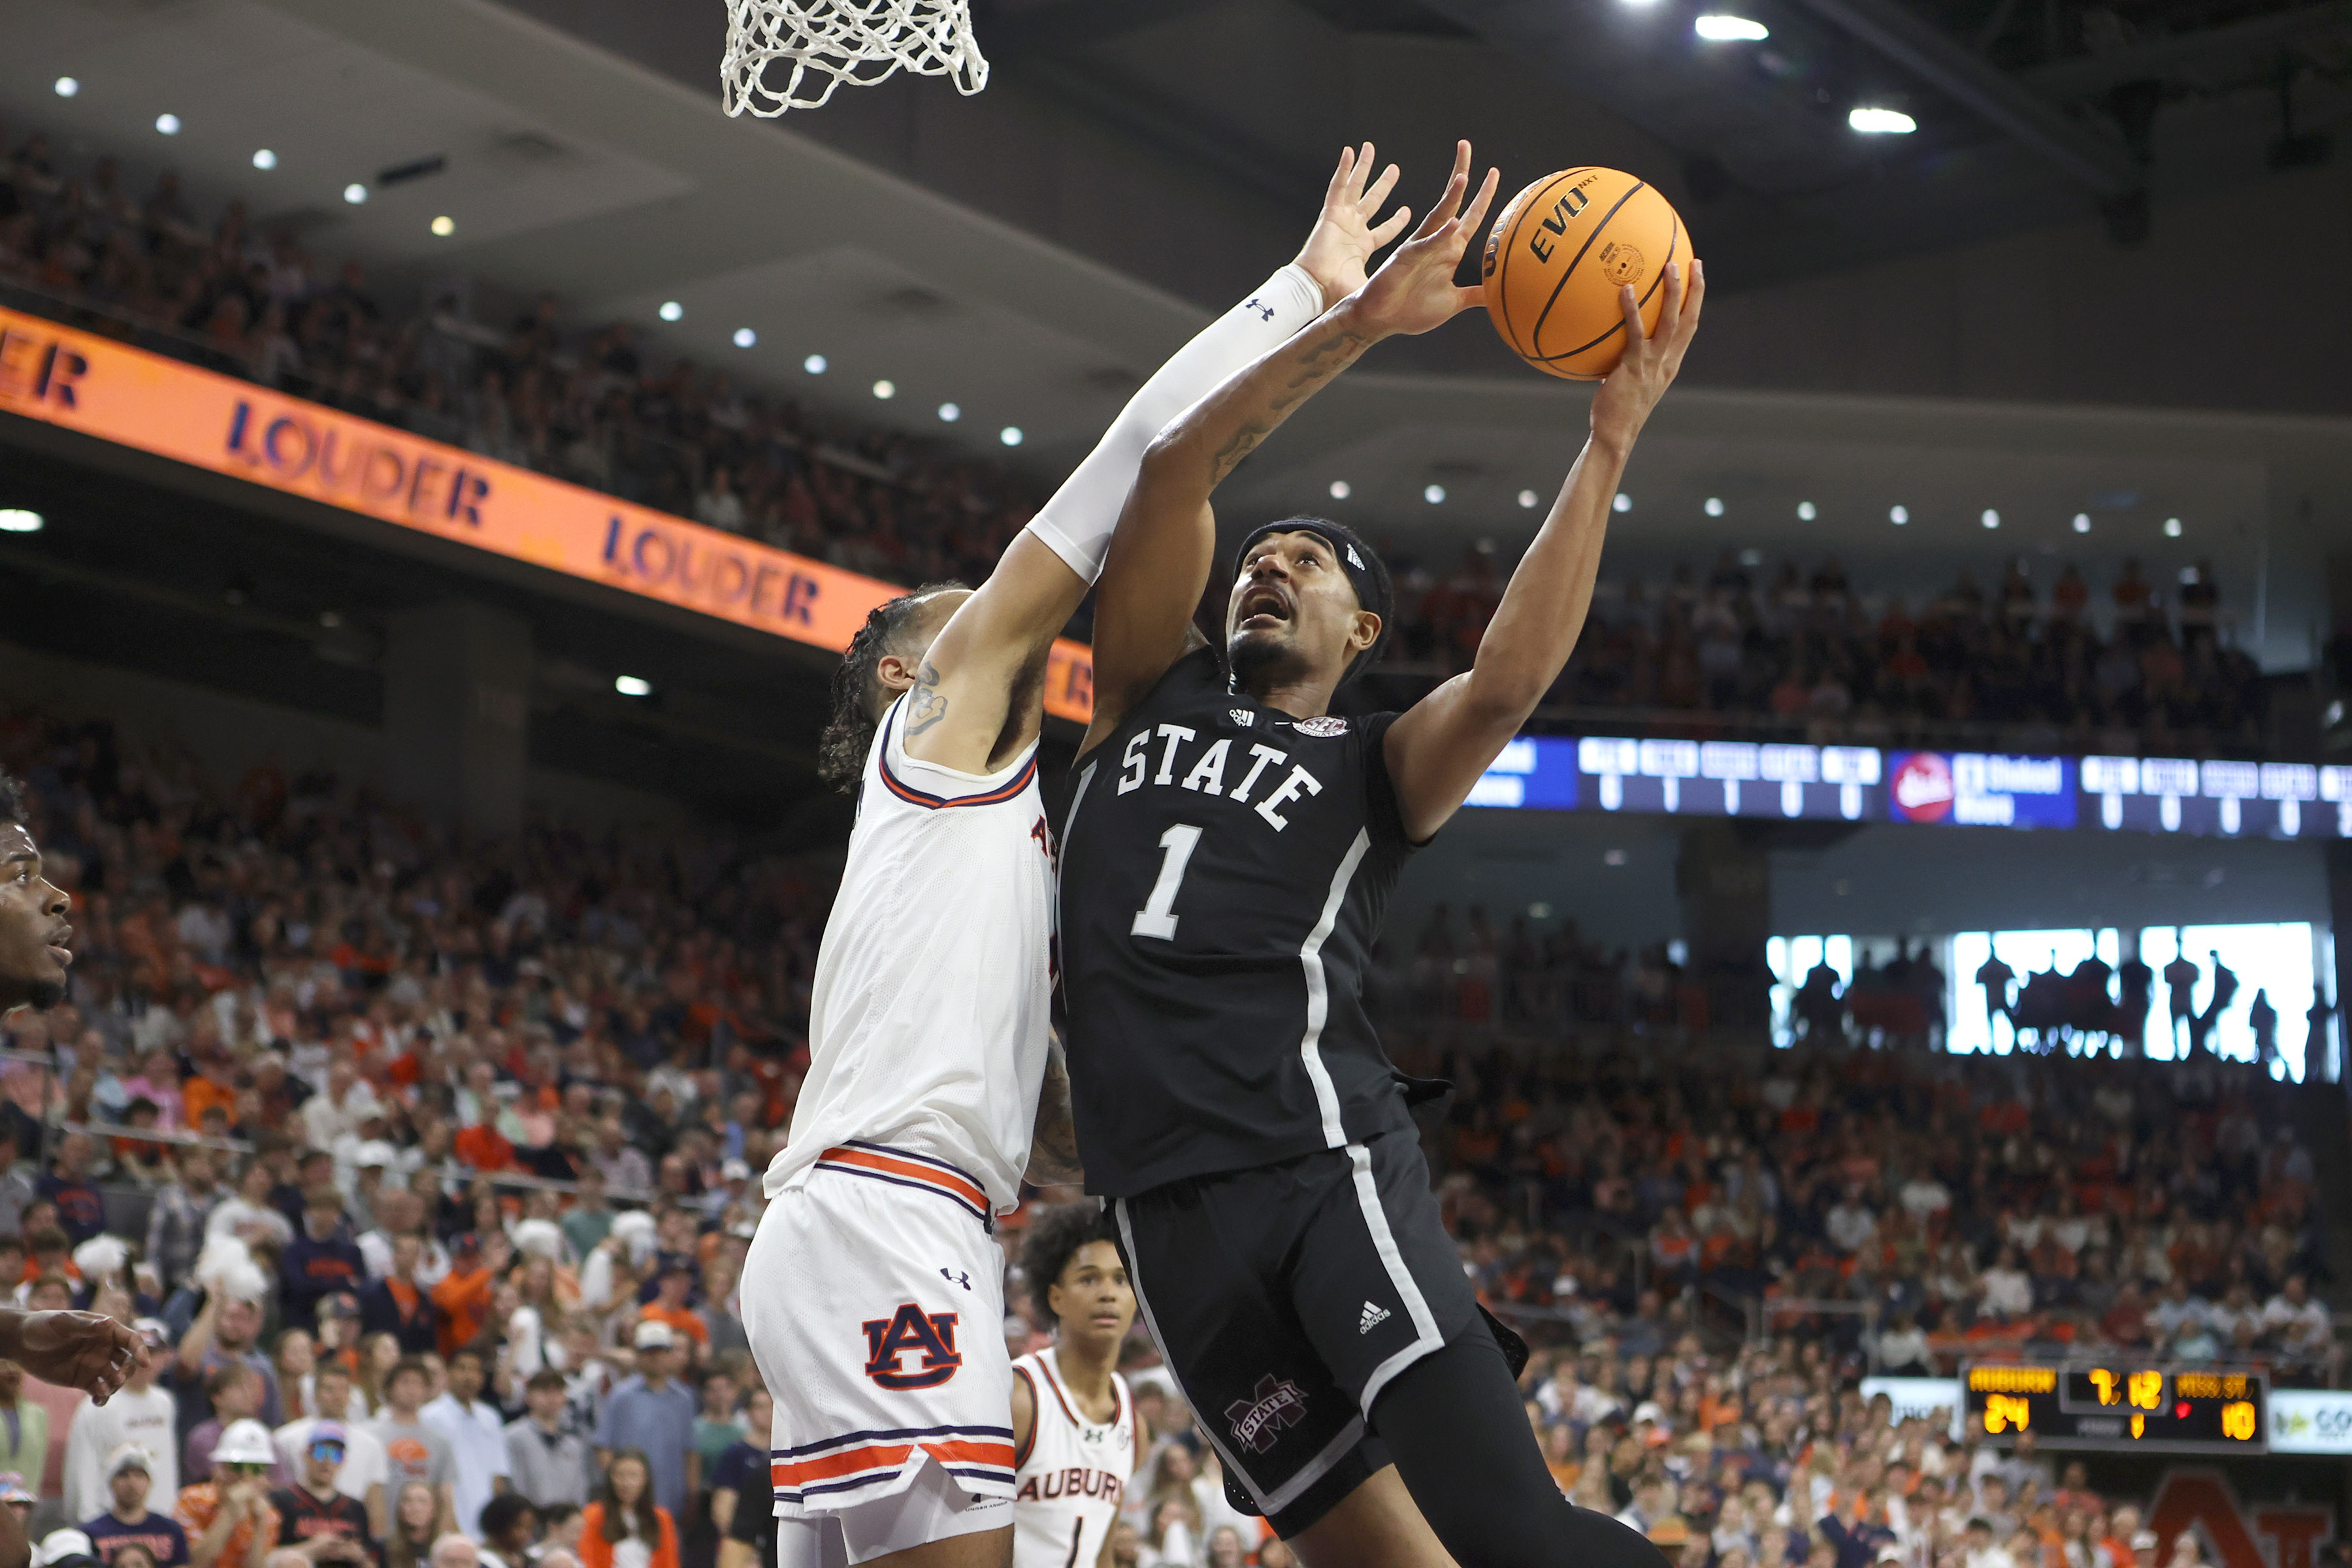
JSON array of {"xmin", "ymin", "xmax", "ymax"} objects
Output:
[{"xmin": 1058, "ymin": 647, "xmax": 1420, "ymax": 1198}]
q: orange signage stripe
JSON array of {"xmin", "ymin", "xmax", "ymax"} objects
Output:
[{"xmin": 0, "ymin": 305, "xmax": 1095, "ymax": 724}]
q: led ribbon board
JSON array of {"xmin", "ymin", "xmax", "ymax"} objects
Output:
[{"xmin": 0, "ymin": 305, "xmax": 1094, "ymax": 723}]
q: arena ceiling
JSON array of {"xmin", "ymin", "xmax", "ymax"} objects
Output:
[{"xmin": 3, "ymin": 0, "xmax": 2347, "ymax": 673}]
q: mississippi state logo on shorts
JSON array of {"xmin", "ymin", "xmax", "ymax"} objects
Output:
[
  {"xmin": 1226, "ymin": 1375, "xmax": 1307, "ymax": 1453},
  {"xmin": 862, "ymin": 1304, "xmax": 963, "ymax": 1390}
]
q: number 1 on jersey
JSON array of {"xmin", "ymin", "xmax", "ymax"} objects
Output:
[{"xmin": 1129, "ymin": 823, "xmax": 1203, "ymax": 940}]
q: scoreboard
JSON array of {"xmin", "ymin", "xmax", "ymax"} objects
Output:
[{"xmin": 1965, "ymin": 1364, "xmax": 2268, "ymax": 1454}]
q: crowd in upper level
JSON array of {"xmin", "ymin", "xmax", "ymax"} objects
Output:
[
  {"xmin": 0, "ymin": 124, "xmax": 1037, "ymax": 593},
  {"xmin": 1375, "ymin": 548, "xmax": 2269, "ymax": 757}
]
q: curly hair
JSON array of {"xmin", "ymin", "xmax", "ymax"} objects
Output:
[
  {"xmin": 0, "ymin": 771, "xmax": 26, "ymax": 828},
  {"xmin": 816, "ymin": 583, "xmax": 969, "ymax": 791},
  {"xmin": 1020, "ymin": 1200, "xmax": 1120, "ymax": 1324}
]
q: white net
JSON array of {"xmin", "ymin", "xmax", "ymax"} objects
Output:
[{"xmin": 722, "ymin": 0, "xmax": 988, "ymax": 116}]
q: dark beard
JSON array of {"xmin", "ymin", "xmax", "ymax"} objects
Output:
[{"xmin": 1227, "ymin": 629, "xmax": 1305, "ymax": 694}]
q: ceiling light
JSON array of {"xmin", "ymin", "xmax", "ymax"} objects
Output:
[
  {"xmin": 1850, "ymin": 106, "xmax": 1917, "ymax": 135},
  {"xmin": 252, "ymin": 149, "xmax": 277, "ymax": 171},
  {"xmin": 342, "ymin": 182, "xmax": 368, "ymax": 204},
  {"xmin": 429, "ymin": 216, "xmax": 455, "ymax": 237},
  {"xmin": 0, "ymin": 509, "xmax": 44, "ymax": 534},
  {"xmin": 1329, "ymin": 480, "xmax": 1351, "ymax": 500},
  {"xmin": 1604, "ymin": 849, "xmax": 1628, "ymax": 866},
  {"xmin": 1890, "ymin": 504, "xmax": 1908, "ymax": 524},
  {"xmin": 1695, "ymin": 14, "xmax": 1769, "ymax": 40},
  {"xmin": 803, "ymin": 353, "xmax": 827, "ymax": 374},
  {"xmin": 732, "ymin": 327, "xmax": 757, "ymax": 348},
  {"xmin": 1518, "ymin": 489, "xmax": 1540, "ymax": 509},
  {"xmin": 1613, "ymin": 493, "xmax": 1632, "ymax": 514},
  {"xmin": 1424, "ymin": 483, "xmax": 1446, "ymax": 504},
  {"xmin": 1796, "ymin": 500, "xmax": 1816, "ymax": 521},
  {"xmin": 2164, "ymin": 517, "xmax": 2183, "ymax": 536},
  {"xmin": 872, "ymin": 379, "xmax": 896, "ymax": 400},
  {"xmin": 937, "ymin": 402, "xmax": 960, "ymax": 422},
  {"xmin": 2072, "ymin": 513, "xmax": 2091, "ymax": 533},
  {"xmin": 53, "ymin": 78, "xmax": 78, "ymax": 99},
  {"xmin": 155, "ymin": 114, "xmax": 181, "ymax": 135},
  {"xmin": 1704, "ymin": 497, "xmax": 1725, "ymax": 517},
  {"xmin": 1980, "ymin": 508, "xmax": 2000, "ymax": 529},
  {"xmin": 614, "ymin": 675, "xmax": 653, "ymax": 698},
  {"xmin": 657, "ymin": 301, "xmax": 683, "ymax": 322},
  {"xmin": 1000, "ymin": 426, "xmax": 1023, "ymax": 447}
]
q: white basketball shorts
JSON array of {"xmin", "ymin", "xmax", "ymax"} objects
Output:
[{"xmin": 745, "ymin": 1140, "xmax": 1017, "ymax": 1539}]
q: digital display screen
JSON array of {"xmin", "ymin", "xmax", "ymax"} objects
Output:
[
  {"xmin": 1468, "ymin": 736, "xmax": 2351, "ymax": 841},
  {"xmin": 1965, "ymin": 1363, "xmax": 2267, "ymax": 1453}
]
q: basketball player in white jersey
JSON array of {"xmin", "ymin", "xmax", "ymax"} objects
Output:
[
  {"xmin": 1010, "ymin": 1206, "xmax": 1139, "ymax": 1568},
  {"xmin": 743, "ymin": 147, "xmax": 1417, "ymax": 1568}
]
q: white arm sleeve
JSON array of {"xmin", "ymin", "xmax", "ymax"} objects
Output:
[{"xmin": 1023, "ymin": 263, "xmax": 1328, "ymax": 583}]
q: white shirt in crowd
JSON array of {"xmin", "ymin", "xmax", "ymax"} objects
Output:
[
  {"xmin": 421, "ymin": 1392, "xmax": 512, "ymax": 1537},
  {"xmin": 63, "ymin": 1384, "xmax": 180, "ymax": 1522}
]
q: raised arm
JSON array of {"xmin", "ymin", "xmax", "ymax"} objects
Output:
[
  {"xmin": 896, "ymin": 147, "xmax": 1400, "ymax": 775},
  {"xmin": 1084, "ymin": 142, "xmax": 1499, "ymax": 751},
  {"xmin": 1382, "ymin": 257, "xmax": 1704, "ymax": 841}
]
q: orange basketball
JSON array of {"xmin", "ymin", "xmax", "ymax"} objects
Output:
[{"xmin": 1480, "ymin": 169, "xmax": 1693, "ymax": 380}]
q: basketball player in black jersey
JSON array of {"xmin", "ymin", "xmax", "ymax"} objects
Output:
[{"xmin": 1056, "ymin": 142, "xmax": 1703, "ymax": 1567}]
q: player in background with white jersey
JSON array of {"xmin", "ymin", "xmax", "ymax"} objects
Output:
[
  {"xmin": 1010, "ymin": 1207, "xmax": 1140, "ymax": 1568},
  {"xmin": 742, "ymin": 150, "xmax": 1416, "ymax": 1568}
]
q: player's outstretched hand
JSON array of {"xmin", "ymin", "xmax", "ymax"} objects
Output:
[
  {"xmin": 1348, "ymin": 140, "xmax": 1499, "ymax": 340},
  {"xmin": 3, "ymin": 1309, "xmax": 146, "ymax": 1404},
  {"xmin": 1292, "ymin": 142, "xmax": 1411, "ymax": 308},
  {"xmin": 1590, "ymin": 257, "xmax": 1705, "ymax": 451}
]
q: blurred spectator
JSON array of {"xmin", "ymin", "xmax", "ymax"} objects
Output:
[
  {"xmin": 590, "ymin": 1331, "xmax": 691, "ymax": 1524},
  {"xmin": 419, "ymin": 1351, "xmax": 508, "ymax": 1539},
  {"xmin": 502, "ymin": 1375, "xmax": 589, "ymax": 1514},
  {"xmin": 65, "ymin": 1326, "xmax": 178, "ymax": 1523},
  {"xmin": 80, "ymin": 1445, "xmax": 188, "ymax": 1568},
  {"xmin": 574, "ymin": 1454, "xmax": 673, "ymax": 1568}
]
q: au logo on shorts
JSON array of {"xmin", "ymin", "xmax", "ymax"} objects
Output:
[
  {"xmin": 1226, "ymin": 1375, "xmax": 1308, "ymax": 1453},
  {"xmin": 862, "ymin": 1305, "xmax": 963, "ymax": 1390}
]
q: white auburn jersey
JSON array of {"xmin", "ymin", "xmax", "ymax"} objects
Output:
[
  {"xmin": 1011, "ymin": 1351, "xmax": 1135, "ymax": 1568},
  {"xmin": 764, "ymin": 691, "xmax": 1054, "ymax": 1216}
]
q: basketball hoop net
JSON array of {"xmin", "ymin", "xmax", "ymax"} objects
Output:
[{"xmin": 721, "ymin": 0, "xmax": 988, "ymax": 116}]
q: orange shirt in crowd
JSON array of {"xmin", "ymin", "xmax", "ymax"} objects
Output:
[{"xmin": 578, "ymin": 1504, "xmax": 679, "ymax": 1568}]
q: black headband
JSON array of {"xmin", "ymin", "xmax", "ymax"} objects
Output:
[{"xmin": 1232, "ymin": 519, "xmax": 1392, "ymax": 627}]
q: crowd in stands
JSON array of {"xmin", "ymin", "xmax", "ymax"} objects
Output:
[
  {"xmin": 0, "ymin": 125, "xmax": 1039, "ymax": 595},
  {"xmin": 0, "ymin": 702, "xmax": 2330, "ymax": 1568},
  {"xmin": 0, "ymin": 116, "xmax": 2336, "ymax": 1568},
  {"xmin": 0, "ymin": 123, "xmax": 2285, "ymax": 765},
  {"xmin": 1375, "ymin": 548, "xmax": 2268, "ymax": 757}
]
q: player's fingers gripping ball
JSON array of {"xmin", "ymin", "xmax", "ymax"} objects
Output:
[{"xmin": 1482, "ymin": 168, "xmax": 1693, "ymax": 380}]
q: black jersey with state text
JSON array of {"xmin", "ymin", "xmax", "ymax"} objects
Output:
[{"xmin": 1058, "ymin": 646, "xmax": 1423, "ymax": 1197}]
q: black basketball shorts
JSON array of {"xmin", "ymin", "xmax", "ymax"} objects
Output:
[{"xmin": 1111, "ymin": 1126, "xmax": 1482, "ymax": 1537}]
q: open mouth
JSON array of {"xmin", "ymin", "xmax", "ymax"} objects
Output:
[
  {"xmin": 44, "ymin": 929, "xmax": 71, "ymax": 967},
  {"xmin": 1237, "ymin": 582, "xmax": 1292, "ymax": 630}
]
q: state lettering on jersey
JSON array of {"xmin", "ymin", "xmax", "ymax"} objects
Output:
[
  {"xmin": 862, "ymin": 1305, "xmax": 962, "ymax": 1389},
  {"xmin": 1113, "ymin": 723, "xmax": 1325, "ymax": 832}
]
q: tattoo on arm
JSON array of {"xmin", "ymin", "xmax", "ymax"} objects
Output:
[
  {"xmin": 904, "ymin": 661, "xmax": 948, "ymax": 737},
  {"xmin": 1025, "ymin": 1044, "xmax": 1084, "ymax": 1186},
  {"xmin": 1204, "ymin": 325, "xmax": 1372, "ymax": 485}
]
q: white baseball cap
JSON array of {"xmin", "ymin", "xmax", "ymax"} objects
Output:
[
  {"xmin": 212, "ymin": 1419, "xmax": 279, "ymax": 1468},
  {"xmin": 31, "ymin": 1531, "xmax": 93, "ymax": 1568},
  {"xmin": 104, "ymin": 1444, "xmax": 152, "ymax": 1480},
  {"xmin": 632, "ymin": 1320, "xmax": 676, "ymax": 1350}
]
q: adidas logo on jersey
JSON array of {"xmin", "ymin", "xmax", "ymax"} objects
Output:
[
  {"xmin": 1230, "ymin": 708, "xmax": 1254, "ymax": 727},
  {"xmin": 1359, "ymin": 1301, "xmax": 1391, "ymax": 1333}
]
